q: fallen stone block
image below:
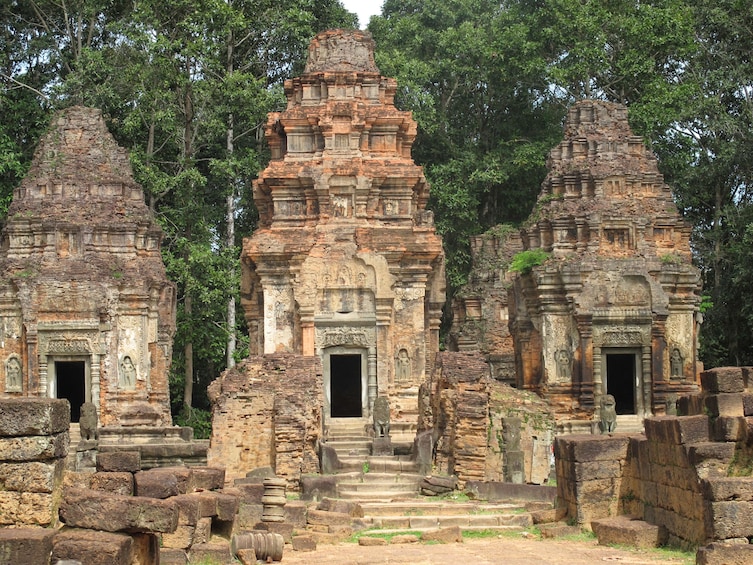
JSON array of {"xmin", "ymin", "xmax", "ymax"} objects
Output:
[
  {"xmin": 96, "ymin": 451, "xmax": 141, "ymax": 473},
  {"xmin": 195, "ymin": 490, "xmax": 239, "ymax": 520},
  {"xmin": 134, "ymin": 469, "xmax": 180, "ymax": 499},
  {"xmin": 51, "ymin": 528, "xmax": 134, "ymax": 565},
  {"xmin": 701, "ymin": 367, "xmax": 745, "ymax": 394},
  {"xmin": 236, "ymin": 548, "xmax": 257, "ymax": 565},
  {"xmin": 59, "ymin": 487, "xmax": 178, "ymax": 533},
  {"xmin": 291, "ymin": 534, "xmax": 317, "ymax": 551},
  {"xmin": 316, "ymin": 497, "xmax": 364, "ymax": 517},
  {"xmin": 284, "ymin": 500, "xmax": 308, "ymax": 527},
  {"xmin": 160, "ymin": 524, "xmax": 196, "ymax": 550},
  {"xmin": 191, "ymin": 467, "xmax": 225, "ymax": 491},
  {"xmin": 705, "ymin": 501, "xmax": 753, "ymax": 539},
  {"xmin": 230, "ymin": 482, "xmax": 264, "ymax": 504},
  {"xmin": 421, "ymin": 526, "xmax": 462, "ymax": 543},
  {"xmin": 171, "ymin": 494, "xmax": 201, "ymax": 526},
  {"xmin": 157, "ymin": 467, "xmax": 196, "ymax": 494},
  {"xmin": 89, "ymin": 472, "xmax": 134, "ymax": 496},
  {"xmin": 697, "ymin": 542, "xmax": 753, "ymax": 565},
  {"xmin": 0, "ymin": 527, "xmax": 55, "ymax": 564},
  {"xmin": 307, "ymin": 509, "xmax": 353, "ymax": 527},
  {"xmin": 300, "ymin": 475, "xmax": 338, "ymax": 501},
  {"xmin": 0, "ymin": 398, "xmax": 69, "ymax": 437},
  {"xmin": 189, "ymin": 541, "xmax": 231, "ymax": 564},
  {"xmin": 591, "ymin": 516, "xmax": 667, "ymax": 548}
]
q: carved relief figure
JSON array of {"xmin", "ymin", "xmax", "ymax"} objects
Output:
[
  {"xmin": 599, "ymin": 394, "xmax": 617, "ymax": 434},
  {"xmin": 396, "ymin": 348, "xmax": 411, "ymax": 382},
  {"xmin": 5, "ymin": 356, "xmax": 22, "ymax": 392},
  {"xmin": 670, "ymin": 348, "xmax": 683, "ymax": 379},
  {"xmin": 332, "ymin": 196, "xmax": 349, "ymax": 217},
  {"xmin": 120, "ymin": 355, "xmax": 137, "ymax": 389},
  {"xmin": 556, "ymin": 349, "xmax": 572, "ymax": 381}
]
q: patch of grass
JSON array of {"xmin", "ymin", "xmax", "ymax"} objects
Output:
[
  {"xmin": 558, "ymin": 529, "xmax": 596, "ymax": 543},
  {"xmin": 607, "ymin": 544, "xmax": 694, "ymax": 564},
  {"xmin": 465, "ymin": 527, "xmax": 541, "ymax": 540}
]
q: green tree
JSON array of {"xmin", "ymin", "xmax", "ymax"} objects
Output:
[{"xmin": 370, "ymin": 0, "xmax": 563, "ymax": 291}]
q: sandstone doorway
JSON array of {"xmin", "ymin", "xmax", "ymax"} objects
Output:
[
  {"xmin": 329, "ymin": 354, "xmax": 362, "ymax": 417},
  {"xmin": 604, "ymin": 352, "xmax": 638, "ymax": 415},
  {"xmin": 54, "ymin": 360, "xmax": 87, "ymax": 422}
]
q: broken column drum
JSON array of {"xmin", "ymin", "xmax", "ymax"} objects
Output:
[{"xmin": 261, "ymin": 476, "xmax": 287, "ymax": 522}]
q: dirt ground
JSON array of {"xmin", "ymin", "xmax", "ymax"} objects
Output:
[{"xmin": 281, "ymin": 536, "xmax": 692, "ymax": 565}]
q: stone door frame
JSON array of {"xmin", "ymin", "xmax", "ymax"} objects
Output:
[
  {"xmin": 599, "ymin": 347, "xmax": 645, "ymax": 416},
  {"xmin": 322, "ymin": 345, "xmax": 368, "ymax": 421},
  {"xmin": 46, "ymin": 354, "xmax": 92, "ymax": 416},
  {"xmin": 592, "ymin": 323, "xmax": 652, "ymax": 418}
]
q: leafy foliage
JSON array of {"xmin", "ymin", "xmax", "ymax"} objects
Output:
[{"xmin": 509, "ymin": 250, "xmax": 551, "ymax": 274}]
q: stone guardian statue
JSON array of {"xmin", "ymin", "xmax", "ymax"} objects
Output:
[{"xmin": 598, "ymin": 394, "xmax": 617, "ymax": 434}]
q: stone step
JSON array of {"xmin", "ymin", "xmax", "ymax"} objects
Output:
[
  {"xmin": 363, "ymin": 524, "xmax": 526, "ymax": 536},
  {"xmin": 336, "ymin": 489, "xmax": 419, "ymax": 501},
  {"xmin": 338, "ymin": 456, "xmax": 419, "ymax": 473},
  {"xmin": 325, "ymin": 434, "xmax": 371, "ymax": 442},
  {"xmin": 358, "ymin": 501, "xmax": 524, "ymax": 517},
  {"xmin": 365, "ymin": 512, "xmax": 533, "ymax": 530}
]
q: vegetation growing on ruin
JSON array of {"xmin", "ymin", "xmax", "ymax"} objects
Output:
[
  {"xmin": 2, "ymin": 0, "xmax": 753, "ymax": 421},
  {"xmin": 509, "ymin": 250, "xmax": 551, "ymax": 274}
]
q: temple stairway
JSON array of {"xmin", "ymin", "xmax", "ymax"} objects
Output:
[{"xmin": 323, "ymin": 418, "xmax": 422, "ymax": 500}]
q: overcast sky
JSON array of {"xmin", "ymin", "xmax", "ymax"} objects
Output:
[{"xmin": 341, "ymin": 0, "xmax": 384, "ymax": 29}]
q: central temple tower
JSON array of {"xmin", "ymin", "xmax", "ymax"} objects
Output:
[{"xmin": 241, "ymin": 30, "xmax": 445, "ymax": 430}]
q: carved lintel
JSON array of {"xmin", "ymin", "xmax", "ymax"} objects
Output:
[
  {"xmin": 46, "ymin": 339, "xmax": 92, "ymax": 354},
  {"xmin": 315, "ymin": 326, "xmax": 376, "ymax": 348}
]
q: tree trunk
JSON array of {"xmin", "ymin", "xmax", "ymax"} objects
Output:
[{"xmin": 225, "ymin": 28, "xmax": 237, "ymax": 369}]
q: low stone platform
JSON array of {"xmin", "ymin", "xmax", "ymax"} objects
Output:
[{"xmin": 591, "ymin": 516, "xmax": 667, "ymax": 548}]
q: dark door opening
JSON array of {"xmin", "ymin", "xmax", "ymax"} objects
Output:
[
  {"xmin": 330, "ymin": 354, "xmax": 362, "ymax": 417},
  {"xmin": 606, "ymin": 353, "xmax": 636, "ymax": 415},
  {"xmin": 56, "ymin": 361, "xmax": 86, "ymax": 422}
]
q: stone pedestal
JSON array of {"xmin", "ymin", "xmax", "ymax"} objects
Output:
[{"xmin": 372, "ymin": 437, "xmax": 393, "ymax": 457}]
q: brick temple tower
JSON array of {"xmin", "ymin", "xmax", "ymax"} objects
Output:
[
  {"xmin": 510, "ymin": 100, "xmax": 702, "ymax": 426},
  {"xmin": 241, "ymin": 29, "xmax": 445, "ymax": 431},
  {"xmin": 0, "ymin": 106, "xmax": 176, "ymax": 427}
]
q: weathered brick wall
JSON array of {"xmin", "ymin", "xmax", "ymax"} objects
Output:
[
  {"xmin": 430, "ymin": 353, "xmax": 490, "ymax": 487},
  {"xmin": 429, "ymin": 353, "xmax": 555, "ymax": 486},
  {"xmin": 208, "ymin": 354, "xmax": 322, "ymax": 488},
  {"xmin": 0, "ymin": 398, "xmax": 69, "ymax": 527},
  {"xmin": 556, "ymin": 366, "xmax": 753, "ymax": 548}
]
